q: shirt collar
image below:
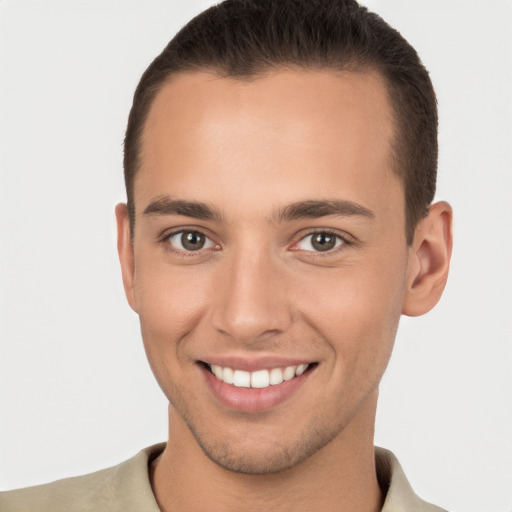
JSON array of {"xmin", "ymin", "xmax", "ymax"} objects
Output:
[
  {"xmin": 376, "ymin": 447, "xmax": 447, "ymax": 511},
  {"xmin": 125, "ymin": 444, "xmax": 445, "ymax": 512}
]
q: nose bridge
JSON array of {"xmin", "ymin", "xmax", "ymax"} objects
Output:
[{"xmin": 211, "ymin": 243, "xmax": 292, "ymax": 343}]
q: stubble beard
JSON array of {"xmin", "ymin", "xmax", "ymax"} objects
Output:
[
  {"xmin": 184, "ymin": 411, "xmax": 345, "ymax": 475},
  {"xmin": 163, "ymin": 363, "xmax": 384, "ymax": 476}
]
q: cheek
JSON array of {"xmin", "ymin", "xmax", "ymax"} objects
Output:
[
  {"xmin": 135, "ymin": 251, "xmax": 211, "ymax": 324},
  {"xmin": 294, "ymin": 255, "xmax": 407, "ymax": 372},
  {"xmin": 132, "ymin": 255, "xmax": 213, "ymax": 372}
]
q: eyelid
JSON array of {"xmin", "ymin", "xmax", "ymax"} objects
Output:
[
  {"xmin": 160, "ymin": 227, "xmax": 220, "ymax": 256},
  {"xmin": 158, "ymin": 226, "xmax": 355, "ymax": 257},
  {"xmin": 290, "ymin": 228, "xmax": 355, "ymax": 255}
]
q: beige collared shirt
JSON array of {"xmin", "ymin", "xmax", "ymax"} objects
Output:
[{"xmin": 0, "ymin": 444, "xmax": 448, "ymax": 511}]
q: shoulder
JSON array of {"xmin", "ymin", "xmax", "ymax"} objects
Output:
[
  {"xmin": 0, "ymin": 465, "xmax": 119, "ymax": 512},
  {"xmin": 0, "ymin": 443, "xmax": 165, "ymax": 512}
]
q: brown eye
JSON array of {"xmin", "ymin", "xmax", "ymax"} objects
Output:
[
  {"xmin": 167, "ymin": 231, "xmax": 216, "ymax": 252},
  {"xmin": 311, "ymin": 233, "xmax": 336, "ymax": 251},
  {"xmin": 297, "ymin": 232, "xmax": 344, "ymax": 252},
  {"xmin": 182, "ymin": 231, "xmax": 205, "ymax": 251}
]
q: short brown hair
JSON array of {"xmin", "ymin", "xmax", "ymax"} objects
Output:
[{"xmin": 124, "ymin": 0, "xmax": 438, "ymax": 244}]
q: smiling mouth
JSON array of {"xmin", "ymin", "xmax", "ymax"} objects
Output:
[{"xmin": 202, "ymin": 362, "xmax": 317, "ymax": 389}]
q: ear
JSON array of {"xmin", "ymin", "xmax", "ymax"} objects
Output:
[
  {"xmin": 402, "ymin": 201, "xmax": 453, "ymax": 317},
  {"xmin": 115, "ymin": 203, "xmax": 138, "ymax": 313}
]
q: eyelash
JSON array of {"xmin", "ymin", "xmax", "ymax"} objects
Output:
[
  {"xmin": 291, "ymin": 229, "xmax": 350, "ymax": 257},
  {"xmin": 160, "ymin": 229, "xmax": 219, "ymax": 258},
  {"xmin": 161, "ymin": 227, "xmax": 353, "ymax": 258}
]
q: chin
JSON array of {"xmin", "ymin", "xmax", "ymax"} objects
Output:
[
  {"xmin": 197, "ymin": 440, "xmax": 311, "ymax": 475},
  {"xmin": 187, "ymin": 417, "xmax": 343, "ymax": 475}
]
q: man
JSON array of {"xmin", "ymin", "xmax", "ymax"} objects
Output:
[{"xmin": 0, "ymin": 0, "xmax": 453, "ymax": 510}]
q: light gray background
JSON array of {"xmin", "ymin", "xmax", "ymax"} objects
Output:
[{"xmin": 1, "ymin": 1, "xmax": 511, "ymax": 511}]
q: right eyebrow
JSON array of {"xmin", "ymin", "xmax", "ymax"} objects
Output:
[
  {"xmin": 273, "ymin": 199, "xmax": 375, "ymax": 223},
  {"xmin": 143, "ymin": 196, "xmax": 223, "ymax": 222}
]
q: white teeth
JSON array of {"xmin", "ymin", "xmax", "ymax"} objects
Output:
[
  {"xmin": 283, "ymin": 366, "xmax": 296, "ymax": 381},
  {"xmin": 211, "ymin": 365, "xmax": 223, "ymax": 379},
  {"xmin": 269, "ymin": 367, "xmax": 284, "ymax": 385},
  {"xmin": 251, "ymin": 369, "xmax": 270, "ymax": 388},
  {"xmin": 296, "ymin": 364, "xmax": 308, "ymax": 376},
  {"xmin": 233, "ymin": 370, "xmax": 251, "ymax": 388},
  {"xmin": 209, "ymin": 363, "xmax": 310, "ymax": 388},
  {"xmin": 223, "ymin": 366, "xmax": 234, "ymax": 384}
]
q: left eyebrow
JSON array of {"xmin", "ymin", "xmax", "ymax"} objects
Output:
[
  {"xmin": 273, "ymin": 199, "xmax": 375, "ymax": 223},
  {"xmin": 143, "ymin": 196, "xmax": 223, "ymax": 222}
]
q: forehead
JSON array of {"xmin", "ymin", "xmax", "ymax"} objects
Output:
[{"xmin": 136, "ymin": 69, "xmax": 400, "ymax": 220}]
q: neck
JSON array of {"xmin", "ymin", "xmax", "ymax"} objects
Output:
[{"xmin": 151, "ymin": 391, "xmax": 383, "ymax": 512}]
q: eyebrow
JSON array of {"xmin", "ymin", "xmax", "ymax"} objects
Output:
[
  {"xmin": 142, "ymin": 196, "xmax": 375, "ymax": 223},
  {"xmin": 274, "ymin": 199, "xmax": 375, "ymax": 223},
  {"xmin": 143, "ymin": 196, "xmax": 223, "ymax": 221}
]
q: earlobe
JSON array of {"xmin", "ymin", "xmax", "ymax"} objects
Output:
[
  {"xmin": 115, "ymin": 203, "xmax": 138, "ymax": 313},
  {"xmin": 402, "ymin": 201, "xmax": 453, "ymax": 317}
]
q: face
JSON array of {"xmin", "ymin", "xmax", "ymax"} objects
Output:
[{"xmin": 122, "ymin": 69, "xmax": 412, "ymax": 474}]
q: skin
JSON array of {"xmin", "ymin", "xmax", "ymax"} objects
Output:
[{"xmin": 116, "ymin": 69, "xmax": 452, "ymax": 512}]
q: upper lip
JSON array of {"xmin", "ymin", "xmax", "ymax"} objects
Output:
[{"xmin": 199, "ymin": 355, "xmax": 316, "ymax": 372}]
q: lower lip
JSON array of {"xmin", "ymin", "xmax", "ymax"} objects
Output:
[{"xmin": 200, "ymin": 365, "xmax": 313, "ymax": 413}]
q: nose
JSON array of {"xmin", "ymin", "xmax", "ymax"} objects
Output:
[{"xmin": 210, "ymin": 246, "xmax": 293, "ymax": 344}]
